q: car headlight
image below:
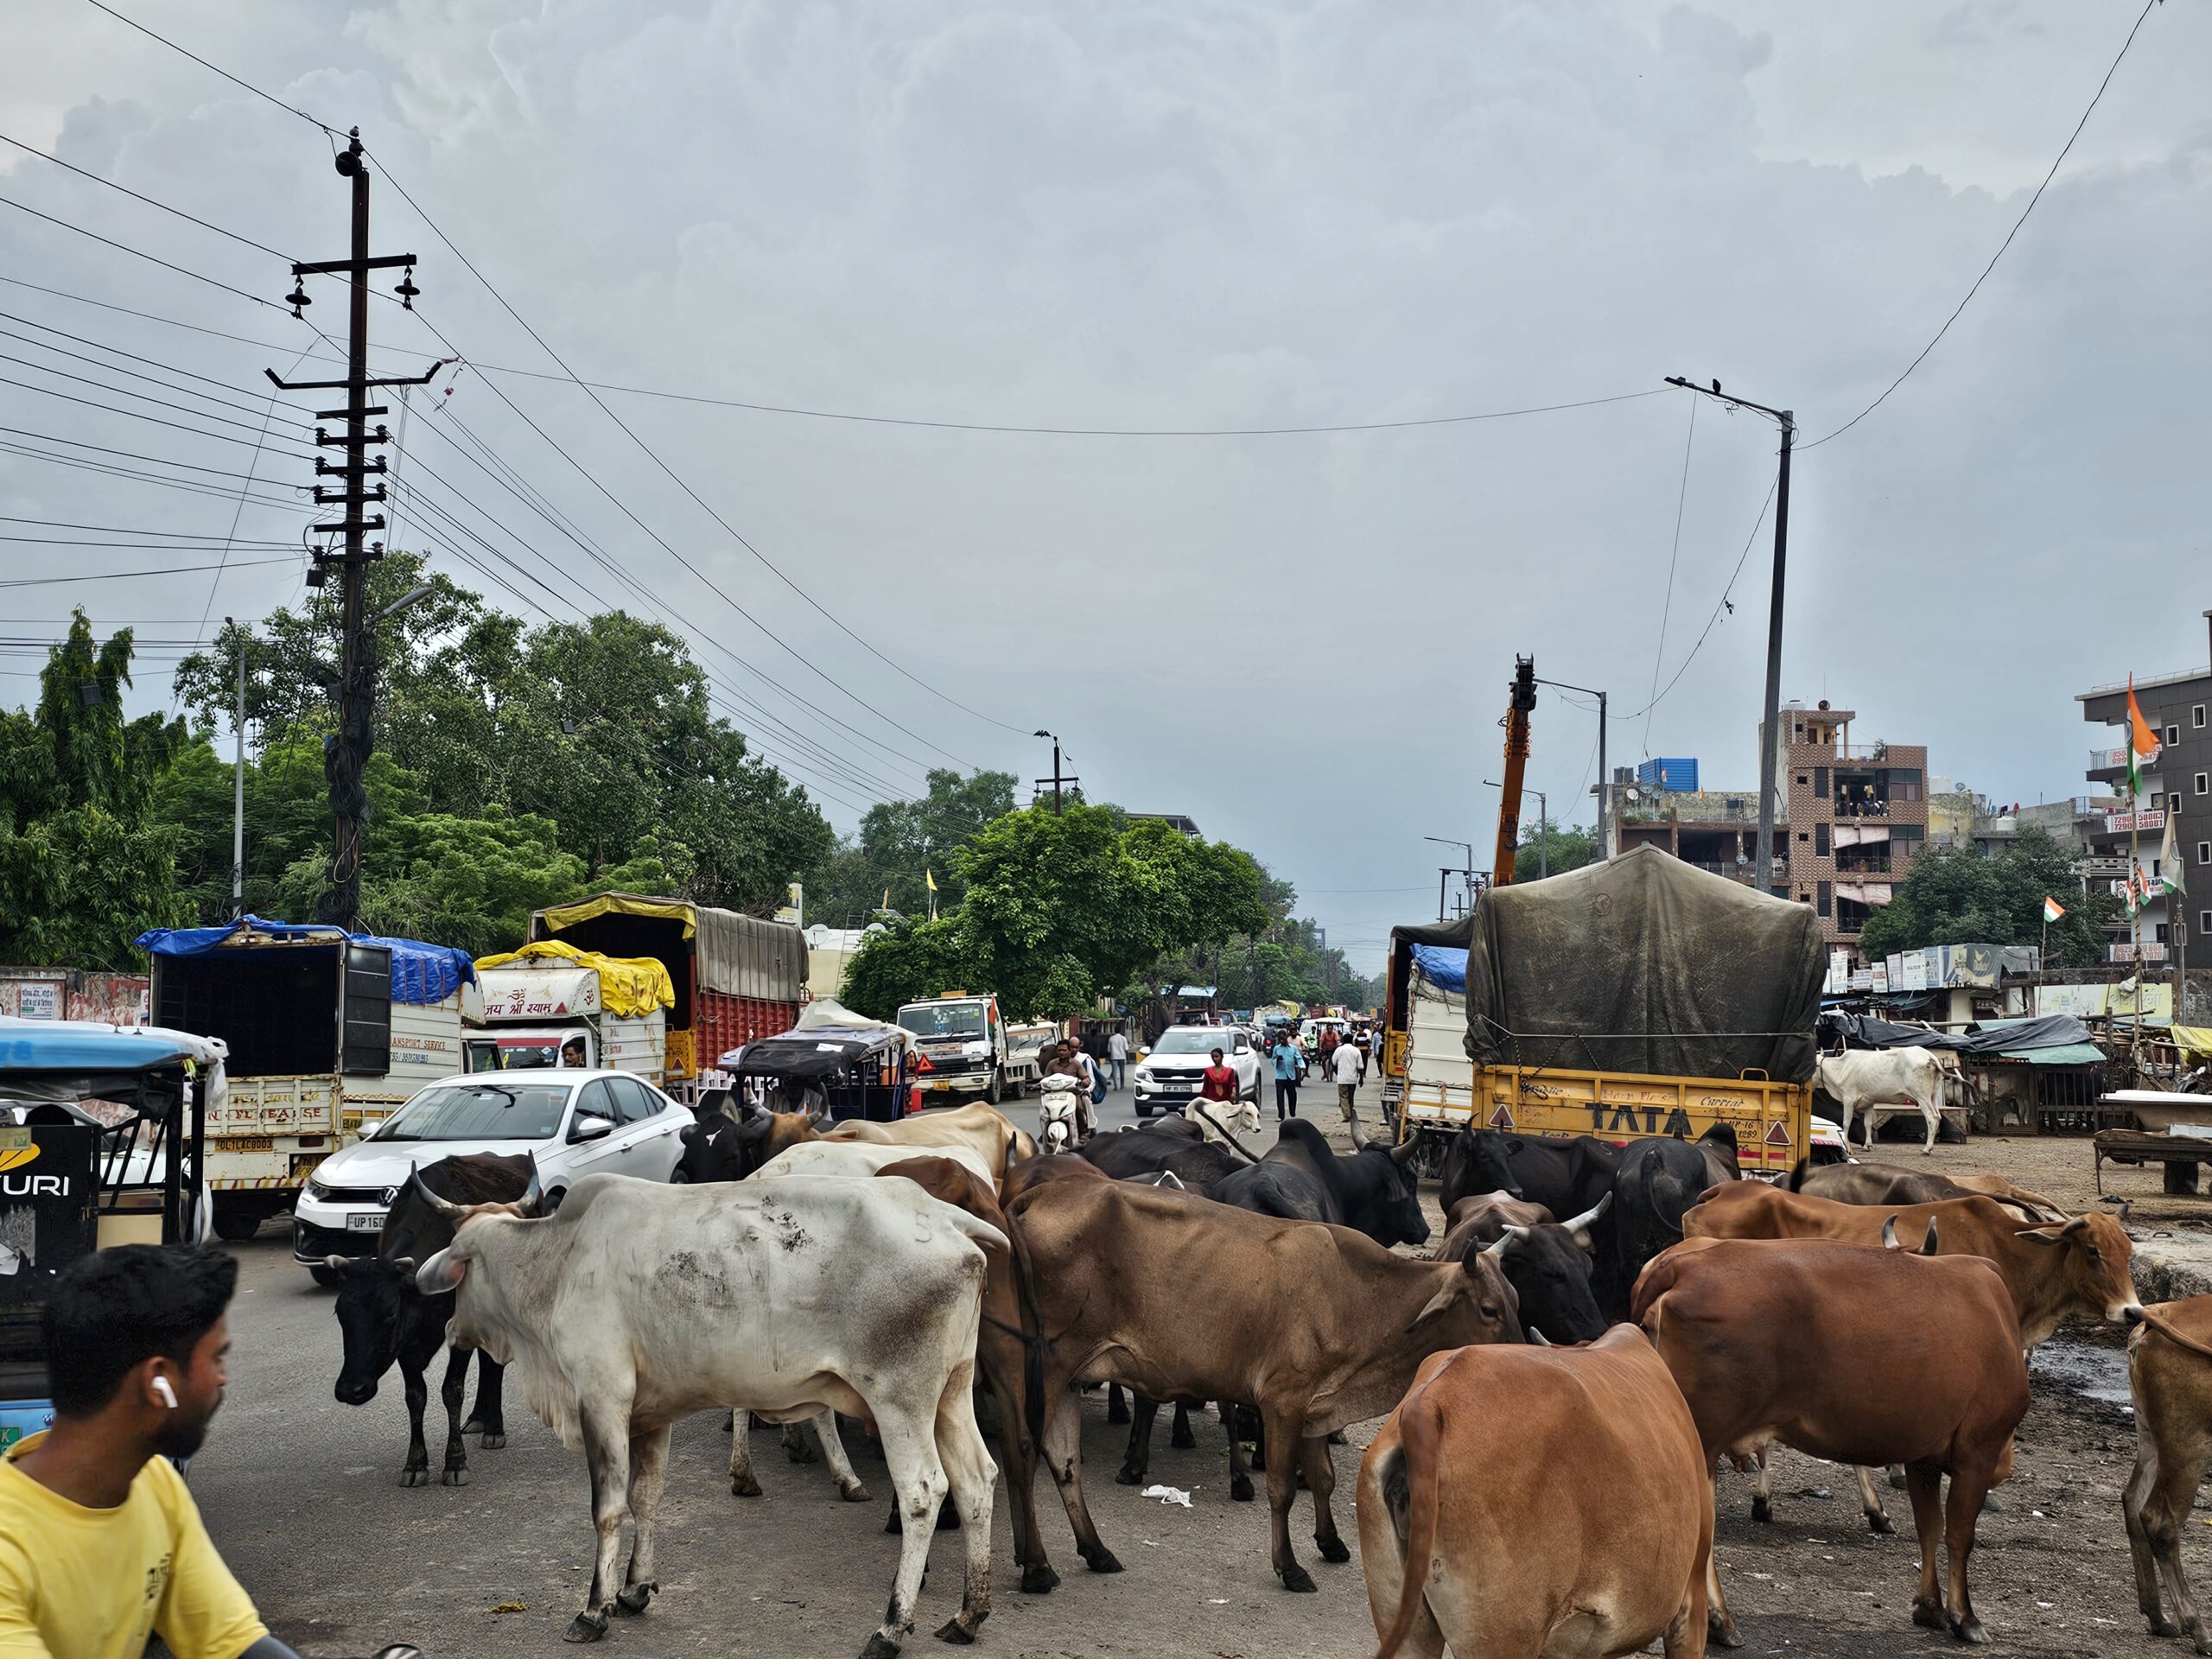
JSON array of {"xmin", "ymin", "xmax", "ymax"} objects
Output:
[
  {"xmin": 1134, "ymin": 1067, "xmax": 1154, "ymax": 1086},
  {"xmin": 303, "ymin": 1178, "xmax": 330, "ymax": 1204}
]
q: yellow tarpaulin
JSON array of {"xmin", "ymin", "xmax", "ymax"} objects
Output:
[
  {"xmin": 474, "ymin": 940, "xmax": 676, "ymax": 1018},
  {"xmin": 2175, "ymin": 1026, "xmax": 2212, "ymax": 1063},
  {"xmin": 535, "ymin": 893, "xmax": 696, "ymax": 938}
]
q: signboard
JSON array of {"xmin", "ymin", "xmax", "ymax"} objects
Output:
[
  {"xmin": 0, "ymin": 1124, "xmax": 99, "ymax": 1310},
  {"xmin": 1885, "ymin": 955, "xmax": 1904, "ymax": 992},
  {"xmin": 478, "ymin": 967, "xmax": 601, "ymax": 1020},
  {"xmin": 1870, "ymin": 964, "xmax": 1890, "ymax": 994},
  {"xmin": 10, "ymin": 982, "xmax": 57, "ymax": 1020},
  {"xmin": 1825, "ymin": 950, "xmax": 1850, "ymax": 995},
  {"xmin": 1849, "ymin": 969, "xmax": 1873, "ymax": 990},
  {"xmin": 2035, "ymin": 982, "xmax": 2173, "ymax": 1021},
  {"xmin": 1899, "ymin": 950, "xmax": 1929, "ymax": 992},
  {"xmin": 2107, "ymin": 809, "xmax": 2167, "ymax": 835}
]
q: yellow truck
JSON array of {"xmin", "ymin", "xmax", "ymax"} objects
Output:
[{"xmin": 1385, "ymin": 847, "xmax": 1821, "ymax": 1176}]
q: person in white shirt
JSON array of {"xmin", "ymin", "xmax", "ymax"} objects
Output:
[
  {"xmin": 1107, "ymin": 1030, "xmax": 1130, "ymax": 1090},
  {"xmin": 1332, "ymin": 1035, "xmax": 1366, "ymax": 1125}
]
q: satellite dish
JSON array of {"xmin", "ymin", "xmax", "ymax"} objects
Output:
[
  {"xmin": 1625, "ymin": 785, "xmax": 1642, "ymax": 802},
  {"xmin": 1736, "ymin": 852, "xmax": 1750, "ymax": 868}
]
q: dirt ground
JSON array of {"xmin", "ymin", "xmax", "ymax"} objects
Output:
[{"xmin": 193, "ymin": 1099, "xmax": 2212, "ymax": 1659}]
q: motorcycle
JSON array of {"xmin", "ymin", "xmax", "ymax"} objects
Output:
[{"xmin": 1038, "ymin": 1071, "xmax": 1089, "ymax": 1154}]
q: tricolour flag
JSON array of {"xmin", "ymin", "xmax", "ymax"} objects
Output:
[
  {"xmin": 2161, "ymin": 810, "xmax": 2186, "ymax": 897},
  {"xmin": 2126, "ymin": 676, "xmax": 2163, "ymax": 799},
  {"xmin": 2043, "ymin": 895, "xmax": 2066, "ymax": 925}
]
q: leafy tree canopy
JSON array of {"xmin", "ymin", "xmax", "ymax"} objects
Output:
[
  {"xmin": 810, "ymin": 767, "xmax": 1018, "ymax": 925},
  {"xmin": 1510, "ymin": 818, "xmax": 1600, "ymax": 880},
  {"xmin": 1856, "ymin": 827, "xmax": 2119, "ymax": 969}
]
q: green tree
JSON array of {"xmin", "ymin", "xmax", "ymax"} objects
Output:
[
  {"xmin": 1510, "ymin": 818, "xmax": 1599, "ymax": 880},
  {"xmin": 0, "ymin": 616, "xmax": 192, "ymax": 966},
  {"xmin": 842, "ymin": 918, "xmax": 982, "ymax": 1022},
  {"xmin": 1856, "ymin": 827, "xmax": 2118, "ymax": 968},
  {"xmin": 811, "ymin": 768, "xmax": 1019, "ymax": 924}
]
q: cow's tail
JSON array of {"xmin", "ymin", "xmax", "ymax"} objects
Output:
[
  {"xmin": 1629, "ymin": 1249, "xmax": 1687, "ymax": 1328},
  {"xmin": 1372, "ymin": 1381, "xmax": 1445, "ymax": 1659},
  {"xmin": 998, "ymin": 1203, "xmax": 1053, "ymax": 1451},
  {"xmin": 1640, "ymin": 1149, "xmax": 1686, "ymax": 1240},
  {"xmin": 1785, "ymin": 1156, "xmax": 1811, "ymax": 1192}
]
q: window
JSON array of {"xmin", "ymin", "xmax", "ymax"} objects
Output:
[
  {"xmin": 2156, "ymin": 924, "xmax": 2170, "ymax": 945},
  {"xmin": 2169, "ymin": 724, "xmax": 2183, "ymax": 747},
  {"xmin": 1816, "ymin": 880, "xmax": 1832, "ymax": 917},
  {"xmin": 1891, "ymin": 823, "xmax": 1925, "ymax": 846},
  {"xmin": 2197, "ymin": 772, "xmax": 2209, "ymax": 796},
  {"xmin": 1815, "ymin": 823, "xmax": 1830, "ymax": 855},
  {"xmin": 2197, "ymin": 704, "xmax": 2209, "ymax": 729},
  {"xmin": 2199, "ymin": 841, "xmax": 2211, "ymax": 865},
  {"xmin": 1886, "ymin": 767, "xmax": 1923, "ymax": 801},
  {"xmin": 608, "ymin": 1076, "xmax": 661, "ymax": 1124},
  {"xmin": 1813, "ymin": 766, "xmax": 1829, "ymax": 799},
  {"xmin": 2202, "ymin": 909, "xmax": 2212, "ymax": 937},
  {"xmin": 575, "ymin": 1078, "xmax": 620, "ymax": 1128}
]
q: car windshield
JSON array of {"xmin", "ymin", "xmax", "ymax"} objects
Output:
[
  {"xmin": 899, "ymin": 1003, "xmax": 986, "ymax": 1039},
  {"xmin": 1152, "ymin": 1029, "xmax": 1226, "ymax": 1057},
  {"xmin": 373, "ymin": 1082, "xmax": 570, "ymax": 1142}
]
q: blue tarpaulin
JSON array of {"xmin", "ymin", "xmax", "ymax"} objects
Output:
[
  {"xmin": 1411, "ymin": 944, "xmax": 1468, "ymax": 995},
  {"xmin": 135, "ymin": 916, "xmax": 476, "ymax": 1006}
]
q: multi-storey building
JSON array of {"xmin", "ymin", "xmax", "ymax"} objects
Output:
[
  {"xmin": 2076, "ymin": 611, "xmax": 2212, "ymax": 964},
  {"xmin": 1771, "ymin": 700, "xmax": 1929, "ymax": 954}
]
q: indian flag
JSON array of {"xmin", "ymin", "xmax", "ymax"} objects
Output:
[
  {"xmin": 2162, "ymin": 811, "xmax": 2187, "ymax": 896},
  {"xmin": 2127, "ymin": 676, "xmax": 2163, "ymax": 799},
  {"xmin": 2043, "ymin": 895, "xmax": 2067, "ymax": 924}
]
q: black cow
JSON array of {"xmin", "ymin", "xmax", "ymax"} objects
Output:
[
  {"xmin": 1082, "ymin": 1125, "xmax": 1249, "ymax": 1198},
  {"xmin": 1607, "ymin": 1138, "xmax": 1710, "ymax": 1312},
  {"xmin": 1692, "ymin": 1121, "xmax": 1742, "ymax": 1186},
  {"xmin": 1440, "ymin": 1128, "xmax": 1621, "ymax": 1219},
  {"xmin": 1433, "ymin": 1192, "xmax": 1611, "ymax": 1344},
  {"xmin": 327, "ymin": 1152, "xmax": 528, "ymax": 1486},
  {"xmin": 1213, "ymin": 1118, "xmax": 1429, "ymax": 1249}
]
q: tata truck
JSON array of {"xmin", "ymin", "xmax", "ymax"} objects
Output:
[
  {"xmin": 895, "ymin": 993, "xmax": 1013, "ymax": 1104},
  {"xmin": 136, "ymin": 917, "xmax": 477, "ymax": 1241}
]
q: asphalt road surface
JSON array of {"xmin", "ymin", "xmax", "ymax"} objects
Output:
[{"xmin": 191, "ymin": 1075, "xmax": 2170, "ymax": 1659}]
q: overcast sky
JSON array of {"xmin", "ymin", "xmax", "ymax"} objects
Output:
[{"xmin": 3, "ymin": 0, "xmax": 2202, "ymax": 970}]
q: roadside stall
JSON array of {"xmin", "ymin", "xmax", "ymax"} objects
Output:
[{"xmin": 0, "ymin": 1019, "xmax": 217, "ymax": 1444}]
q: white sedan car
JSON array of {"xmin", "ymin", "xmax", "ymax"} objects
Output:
[
  {"xmin": 1132, "ymin": 1026, "xmax": 1264, "ymax": 1118},
  {"xmin": 293, "ymin": 1069, "xmax": 692, "ymax": 1283}
]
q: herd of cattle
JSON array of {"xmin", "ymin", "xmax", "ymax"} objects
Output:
[{"xmin": 312, "ymin": 1095, "xmax": 2212, "ymax": 1659}]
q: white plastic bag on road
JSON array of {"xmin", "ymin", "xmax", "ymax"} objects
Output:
[{"xmin": 1140, "ymin": 1484, "xmax": 1195, "ymax": 1507}]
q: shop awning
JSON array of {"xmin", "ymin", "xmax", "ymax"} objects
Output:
[{"xmin": 1993, "ymin": 1042, "xmax": 2107, "ymax": 1065}]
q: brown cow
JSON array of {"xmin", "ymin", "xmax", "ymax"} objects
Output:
[
  {"xmin": 871, "ymin": 1156, "xmax": 1060, "ymax": 1596},
  {"xmin": 2123, "ymin": 1295, "xmax": 2212, "ymax": 1649},
  {"xmin": 1357, "ymin": 1325, "xmax": 1710, "ymax": 1659},
  {"xmin": 1683, "ymin": 1181, "xmax": 2142, "ymax": 1346},
  {"xmin": 1635, "ymin": 1238, "xmax": 2029, "ymax": 1647},
  {"xmin": 1006, "ymin": 1176, "xmax": 1522, "ymax": 1592},
  {"xmin": 1786, "ymin": 1159, "xmax": 2064, "ymax": 1224},
  {"xmin": 826, "ymin": 1101, "xmax": 1037, "ymax": 1188}
]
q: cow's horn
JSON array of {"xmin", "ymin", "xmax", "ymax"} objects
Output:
[
  {"xmin": 389, "ymin": 1256, "xmax": 415, "ymax": 1273},
  {"xmin": 1483, "ymin": 1229, "xmax": 1522, "ymax": 1258},
  {"xmin": 322, "ymin": 1254, "xmax": 351, "ymax": 1271},
  {"xmin": 1919, "ymin": 1219, "xmax": 1940, "ymax": 1256},
  {"xmin": 517, "ymin": 1155, "xmax": 545, "ymax": 1217},
  {"xmin": 1389, "ymin": 1136, "xmax": 1421, "ymax": 1168},
  {"xmin": 1347, "ymin": 1116, "xmax": 1370, "ymax": 1150},
  {"xmin": 407, "ymin": 1163, "xmax": 467, "ymax": 1221},
  {"xmin": 1528, "ymin": 1327, "xmax": 1553, "ymax": 1347},
  {"xmin": 1881, "ymin": 1217, "xmax": 1901, "ymax": 1250},
  {"xmin": 1561, "ymin": 1191, "xmax": 1611, "ymax": 1237}
]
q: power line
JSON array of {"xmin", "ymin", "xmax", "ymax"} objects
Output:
[
  {"xmin": 1643, "ymin": 393, "xmax": 1695, "ymax": 757},
  {"xmin": 0, "ymin": 130, "xmax": 292, "ymax": 258},
  {"xmin": 0, "ymin": 321, "xmax": 315, "ymax": 429},
  {"xmin": 0, "ymin": 191, "xmax": 283, "ymax": 315},
  {"xmin": 79, "ymin": 0, "xmax": 341, "ymax": 136},
  {"xmin": 1614, "ymin": 474, "xmax": 1778, "ymax": 724},
  {"xmin": 1802, "ymin": 0, "xmax": 2160, "ymax": 450},
  {"xmin": 0, "ymin": 370, "xmax": 316, "ymax": 455},
  {"xmin": 0, "ymin": 555, "xmax": 294, "ymax": 588}
]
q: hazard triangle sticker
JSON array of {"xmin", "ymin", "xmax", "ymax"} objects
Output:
[
  {"xmin": 1764, "ymin": 1121, "xmax": 1791, "ymax": 1147},
  {"xmin": 1488, "ymin": 1103, "xmax": 1515, "ymax": 1130}
]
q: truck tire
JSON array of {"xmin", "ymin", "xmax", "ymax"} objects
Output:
[
  {"xmin": 984, "ymin": 1066, "xmax": 1002, "ymax": 1107},
  {"xmin": 212, "ymin": 1205, "xmax": 265, "ymax": 1243}
]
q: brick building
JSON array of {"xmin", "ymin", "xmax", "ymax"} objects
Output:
[{"xmin": 1772, "ymin": 700, "xmax": 1929, "ymax": 955}]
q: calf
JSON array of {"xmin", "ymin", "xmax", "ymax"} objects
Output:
[
  {"xmin": 2123, "ymin": 1296, "xmax": 2212, "ymax": 1649},
  {"xmin": 327, "ymin": 1151, "xmax": 524, "ymax": 1487},
  {"xmin": 1433, "ymin": 1192, "xmax": 1611, "ymax": 1344},
  {"xmin": 416, "ymin": 1170, "xmax": 1002, "ymax": 1656},
  {"xmin": 1636, "ymin": 1238, "xmax": 2029, "ymax": 1646},
  {"xmin": 1684, "ymin": 1180, "xmax": 2141, "ymax": 1346},
  {"xmin": 1357, "ymin": 1326, "xmax": 1710, "ymax": 1659},
  {"xmin": 1007, "ymin": 1176, "xmax": 1520, "ymax": 1592},
  {"xmin": 1438, "ymin": 1126, "xmax": 1619, "ymax": 1217}
]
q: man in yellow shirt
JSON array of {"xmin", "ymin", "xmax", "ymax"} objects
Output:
[{"xmin": 0, "ymin": 1244, "xmax": 296, "ymax": 1659}]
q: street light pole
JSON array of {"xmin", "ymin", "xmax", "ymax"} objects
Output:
[
  {"xmin": 1666, "ymin": 376, "xmax": 1795, "ymax": 893},
  {"xmin": 1032, "ymin": 729, "xmax": 1077, "ymax": 816},
  {"xmin": 229, "ymin": 618, "xmax": 245, "ymax": 920},
  {"xmin": 1532, "ymin": 677, "xmax": 1610, "ymax": 860},
  {"xmin": 1424, "ymin": 836, "xmax": 1476, "ymax": 920}
]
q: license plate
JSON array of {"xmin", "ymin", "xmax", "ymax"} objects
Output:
[
  {"xmin": 219, "ymin": 1136, "xmax": 275, "ymax": 1153},
  {"xmin": 346, "ymin": 1211, "xmax": 387, "ymax": 1232},
  {"xmin": 931, "ymin": 1080, "xmax": 952, "ymax": 1092}
]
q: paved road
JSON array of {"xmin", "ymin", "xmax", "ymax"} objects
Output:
[{"xmin": 192, "ymin": 1079, "xmax": 1385, "ymax": 1659}]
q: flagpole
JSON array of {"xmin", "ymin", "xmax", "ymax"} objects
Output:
[{"xmin": 2132, "ymin": 794, "xmax": 2143, "ymax": 1068}]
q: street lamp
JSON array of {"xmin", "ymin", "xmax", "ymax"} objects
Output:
[
  {"xmin": 372, "ymin": 583, "xmax": 436, "ymax": 624},
  {"xmin": 1531, "ymin": 676, "xmax": 1610, "ymax": 861},
  {"xmin": 1423, "ymin": 836, "xmax": 1476, "ymax": 922},
  {"xmin": 1484, "ymin": 782, "xmax": 1549, "ymax": 879}
]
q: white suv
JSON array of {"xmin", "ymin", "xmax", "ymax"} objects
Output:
[
  {"xmin": 1133, "ymin": 1027, "xmax": 1263, "ymax": 1118},
  {"xmin": 293, "ymin": 1070, "xmax": 692, "ymax": 1282}
]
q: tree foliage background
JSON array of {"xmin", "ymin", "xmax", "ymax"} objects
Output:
[{"xmin": 1855, "ymin": 827, "xmax": 2120, "ymax": 969}]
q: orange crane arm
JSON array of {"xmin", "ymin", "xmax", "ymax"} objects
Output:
[{"xmin": 1491, "ymin": 657, "xmax": 1537, "ymax": 885}]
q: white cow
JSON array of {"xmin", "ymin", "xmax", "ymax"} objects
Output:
[
  {"xmin": 824, "ymin": 1100, "xmax": 1036, "ymax": 1189},
  {"xmin": 415, "ymin": 1170, "xmax": 1001, "ymax": 1656},
  {"xmin": 726, "ymin": 1137, "xmax": 1001, "ymax": 1503},
  {"xmin": 1815, "ymin": 1045, "xmax": 1951, "ymax": 1155}
]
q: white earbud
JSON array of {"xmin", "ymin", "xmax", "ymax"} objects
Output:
[{"xmin": 150, "ymin": 1376, "xmax": 179, "ymax": 1410}]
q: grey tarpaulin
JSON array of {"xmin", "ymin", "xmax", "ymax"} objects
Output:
[
  {"xmin": 1464, "ymin": 845, "xmax": 1826, "ymax": 1083},
  {"xmin": 1820, "ymin": 1010, "xmax": 2096, "ymax": 1057}
]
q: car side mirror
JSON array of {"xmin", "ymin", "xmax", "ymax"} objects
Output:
[{"xmin": 569, "ymin": 1113, "xmax": 614, "ymax": 1144}]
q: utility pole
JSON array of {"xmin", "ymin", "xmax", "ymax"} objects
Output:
[
  {"xmin": 1534, "ymin": 677, "xmax": 1610, "ymax": 861},
  {"xmin": 268, "ymin": 130, "xmax": 438, "ymax": 931},
  {"xmin": 1032, "ymin": 729, "xmax": 1077, "ymax": 816},
  {"xmin": 229, "ymin": 618, "xmax": 245, "ymax": 919},
  {"xmin": 1666, "ymin": 377, "xmax": 1795, "ymax": 893}
]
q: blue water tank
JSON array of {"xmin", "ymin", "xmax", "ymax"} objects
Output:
[{"xmin": 1637, "ymin": 757, "xmax": 1700, "ymax": 791}]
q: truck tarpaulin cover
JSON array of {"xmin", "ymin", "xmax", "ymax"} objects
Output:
[
  {"xmin": 134, "ymin": 917, "xmax": 476, "ymax": 1006},
  {"xmin": 531, "ymin": 893, "xmax": 806, "ymax": 1003},
  {"xmin": 1463, "ymin": 846, "xmax": 1825, "ymax": 1083},
  {"xmin": 472, "ymin": 940, "xmax": 675, "ymax": 1018}
]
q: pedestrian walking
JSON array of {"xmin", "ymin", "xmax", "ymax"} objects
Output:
[
  {"xmin": 1107, "ymin": 1028, "xmax": 1129, "ymax": 1090},
  {"xmin": 1332, "ymin": 1033, "xmax": 1365, "ymax": 1127},
  {"xmin": 1272, "ymin": 1033, "xmax": 1303, "ymax": 1120}
]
